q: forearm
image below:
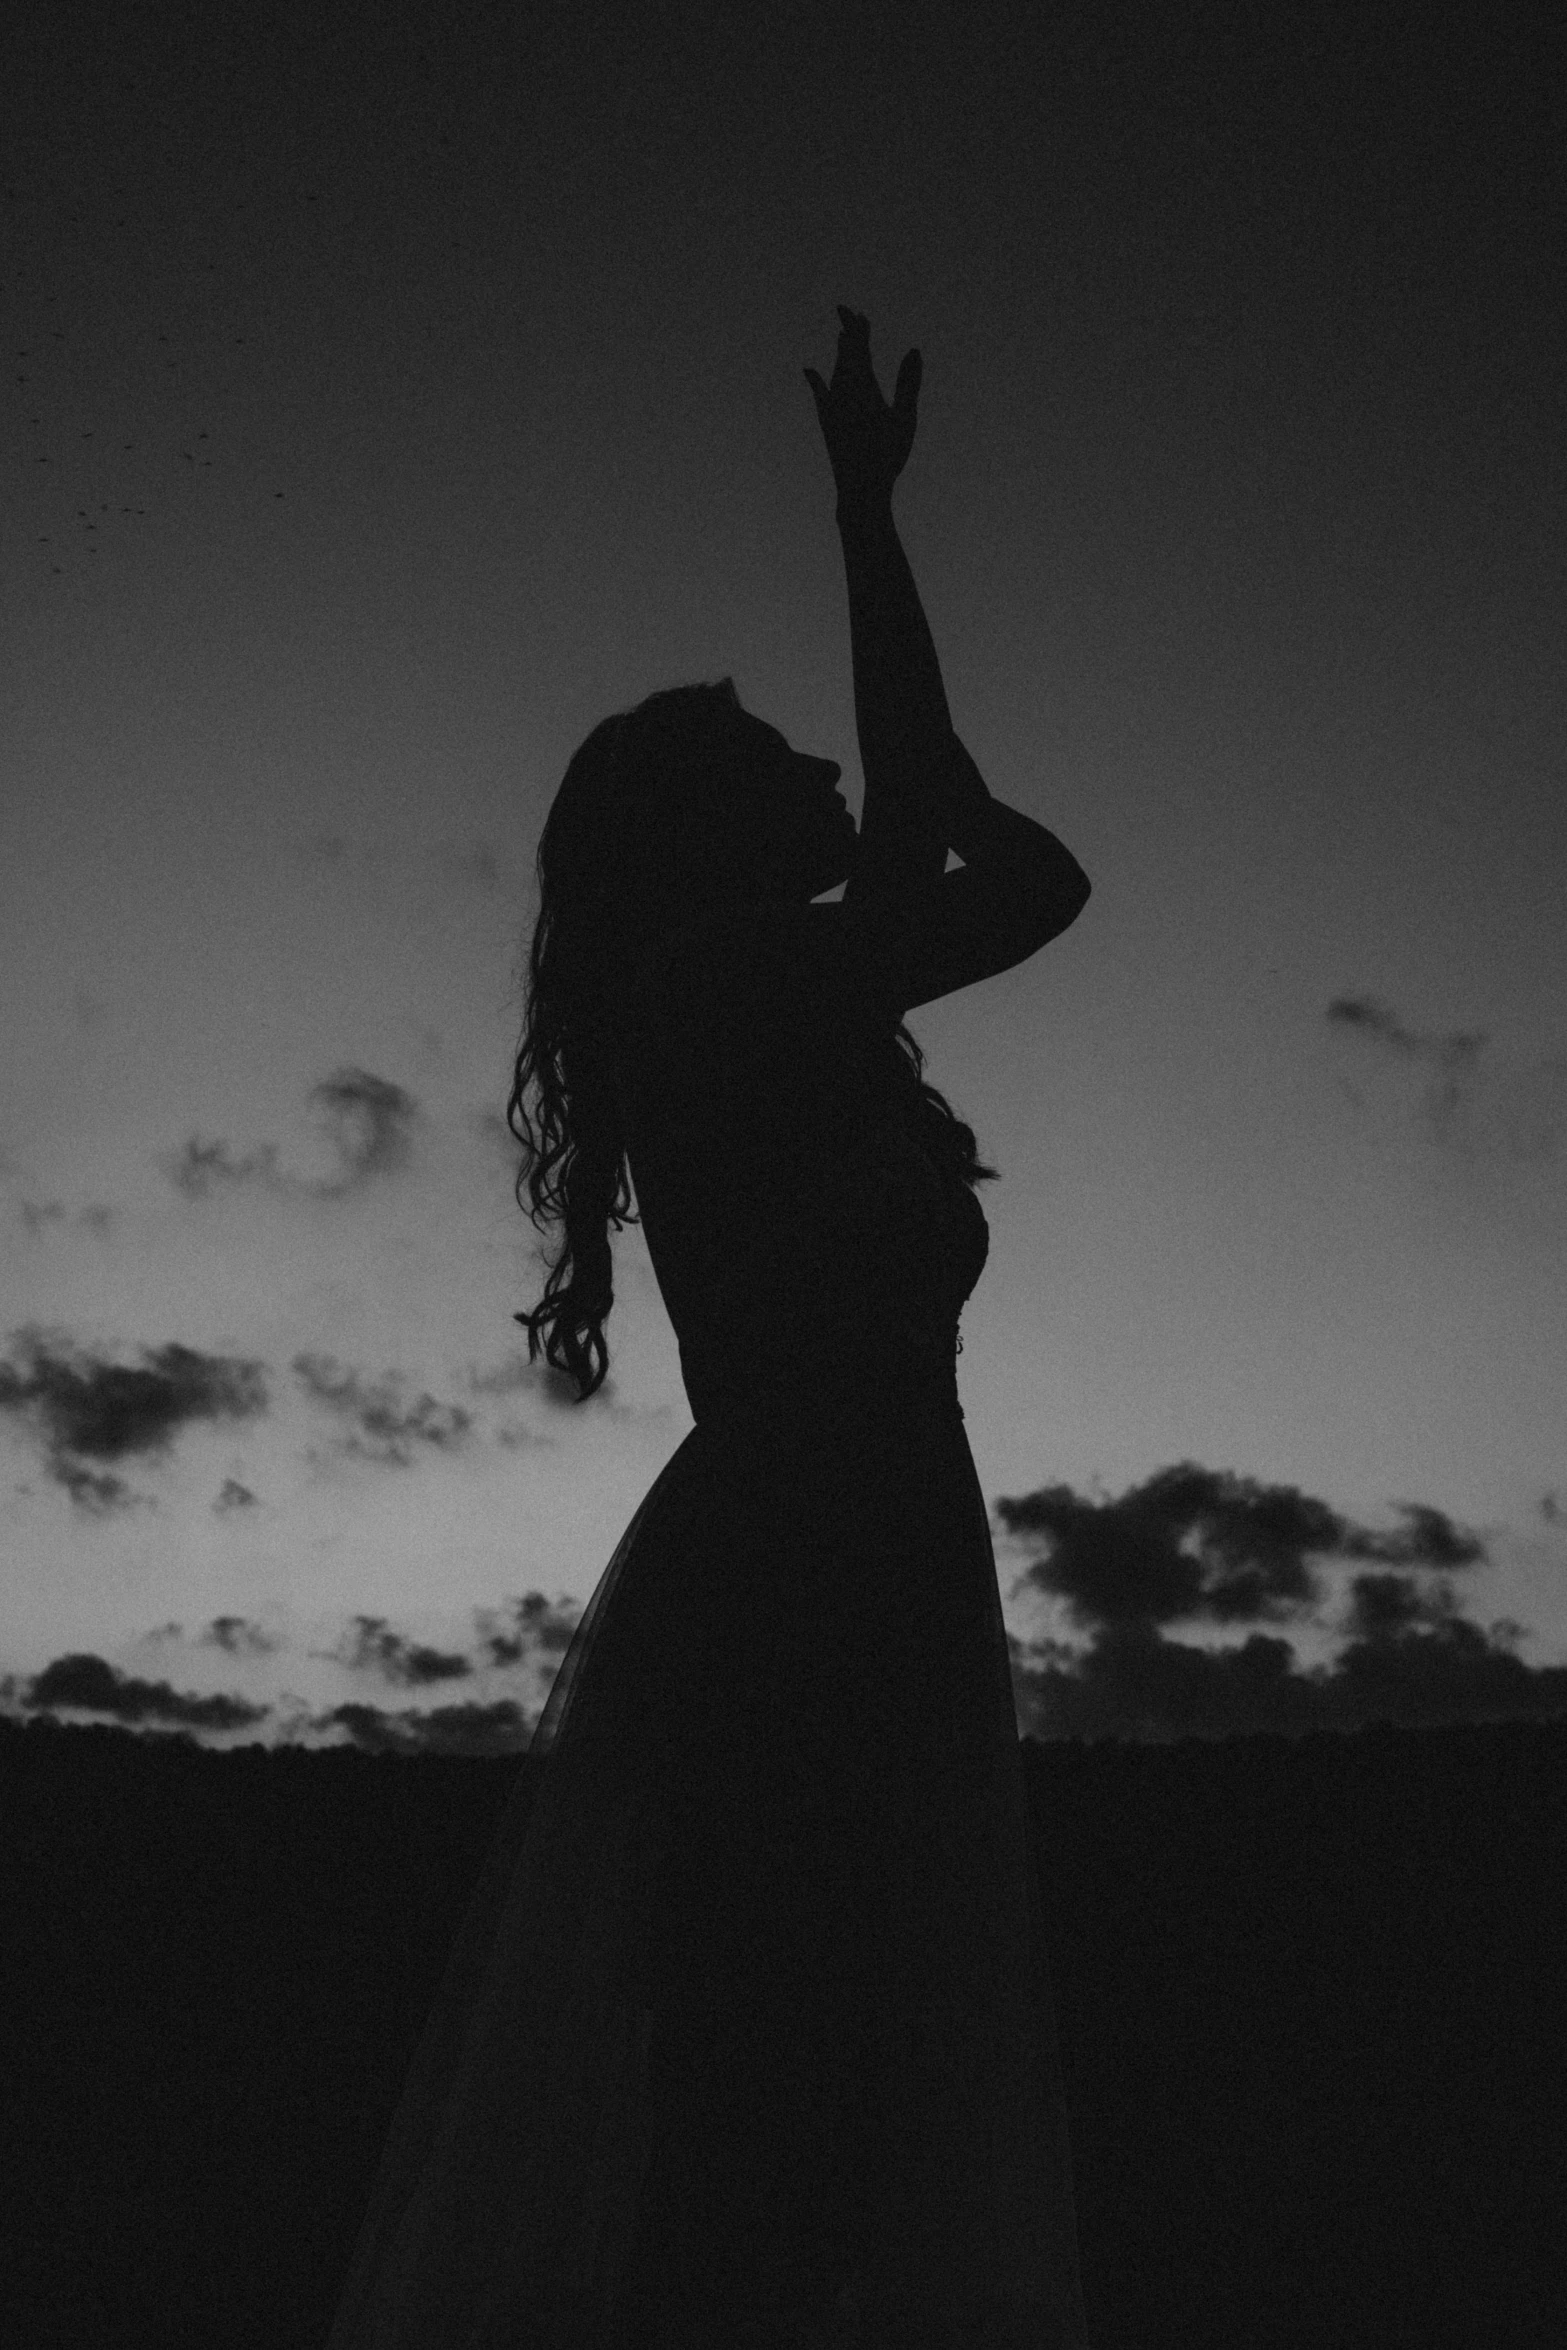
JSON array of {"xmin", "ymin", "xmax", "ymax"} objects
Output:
[
  {"xmin": 836, "ymin": 495, "xmax": 1087, "ymax": 895},
  {"xmin": 835, "ymin": 491, "xmax": 957, "ymax": 875},
  {"xmin": 939, "ymin": 730, "xmax": 1090, "ymax": 900}
]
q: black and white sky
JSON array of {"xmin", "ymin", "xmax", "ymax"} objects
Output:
[{"xmin": 2, "ymin": 0, "xmax": 1563, "ymax": 1748}]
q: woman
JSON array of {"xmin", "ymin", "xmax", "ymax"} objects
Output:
[{"xmin": 324, "ymin": 309, "xmax": 1093, "ymax": 2350}]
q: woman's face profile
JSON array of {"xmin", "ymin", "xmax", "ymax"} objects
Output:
[{"xmin": 713, "ymin": 713, "xmax": 858, "ymax": 903}]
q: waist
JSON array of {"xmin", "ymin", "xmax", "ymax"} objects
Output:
[{"xmin": 682, "ymin": 1332, "xmax": 965, "ymax": 1434}]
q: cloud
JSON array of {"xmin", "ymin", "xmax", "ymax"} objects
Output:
[
  {"xmin": 320, "ymin": 1614, "xmax": 475, "ymax": 1688},
  {"xmin": 163, "ymin": 1137, "xmax": 286, "ymax": 1198},
  {"xmin": 462, "ymin": 1345, "xmax": 601, "ymax": 1419},
  {"xmin": 1327, "ymin": 994, "xmax": 1480, "ymax": 1063},
  {"xmin": 200, "ymin": 1615, "xmax": 279, "ymax": 1657},
  {"xmin": 292, "ymin": 1351, "xmax": 475, "ymax": 1466},
  {"xmin": 459, "ymin": 1339, "xmax": 643, "ymax": 1425},
  {"xmin": 0, "ymin": 1326, "xmax": 269, "ymax": 1509},
  {"xmin": 49, "ymin": 1460, "xmax": 147, "ymax": 1515},
  {"xmin": 17, "ymin": 1198, "xmax": 115, "ymax": 1239},
  {"xmin": 1327, "ymin": 992, "xmax": 1567, "ymax": 1162},
  {"xmin": 473, "ymin": 1590, "xmax": 583, "ymax": 1669},
  {"xmin": 10, "ymin": 1451, "xmax": 1562, "ymax": 1756},
  {"xmin": 308, "ymin": 1067, "xmax": 419, "ymax": 1187},
  {"xmin": 318, "ymin": 1594, "xmax": 587, "ymax": 1703},
  {"xmin": 0, "ymin": 1321, "xmax": 570, "ymax": 1512},
  {"xmin": 162, "ymin": 1064, "xmax": 421, "ymax": 1201},
  {"xmin": 7, "ymin": 1585, "xmax": 586, "ymax": 1755},
  {"xmin": 22, "ymin": 1652, "xmax": 268, "ymax": 1734},
  {"xmin": 313, "ymin": 1697, "xmax": 534, "ymax": 1757},
  {"xmin": 996, "ymin": 1458, "xmax": 1567, "ymax": 1742},
  {"xmin": 997, "ymin": 1459, "xmax": 1485, "ymax": 1636},
  {"xmin": 133, "ymin": 1615, "xmax": 283, "ymax": 1657}
]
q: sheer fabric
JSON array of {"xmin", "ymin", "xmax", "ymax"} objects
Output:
[{"xmin": 323, "ymin": 1127, "xmax": 1090, "ymax": 2349}]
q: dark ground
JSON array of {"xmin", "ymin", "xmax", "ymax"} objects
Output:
[{"xmin": 3, "ymin": 1711, "xmax": 1562, "ymax": 2349}]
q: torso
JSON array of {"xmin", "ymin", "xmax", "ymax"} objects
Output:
[
  {"xmin": 603, "ymin": 938, "xmax": 878, "ymax": 1308},
  {"xmin": 594, "ymin": 913, "xmax": 984, "ymax": 1387}
]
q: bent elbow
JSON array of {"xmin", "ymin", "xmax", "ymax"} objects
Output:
[
  {"xmin": 1023, "ymin": 824, "xmax": 1089, "ymax": 915},
  {"xmin": 1030, "ymin": 863, "xmax": 1090, "ymax": 950},
  {"xmin": 1040, "ymin": 844, "xmax": 1090, "ymax": 898}
]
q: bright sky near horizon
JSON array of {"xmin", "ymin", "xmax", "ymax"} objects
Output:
[{"xmin": 3, "ymin": 0, "xmax": 1563, "ymax": 1750}]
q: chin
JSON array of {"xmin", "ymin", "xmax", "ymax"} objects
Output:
[
  {"xmin": 802, "ymin": 859, "xmax": 853, "ymax": 902},
  {"xmin": 802, "ymin": 827, "xmax": 858, "ymax": 900},
  {"xmin": 753, "ymin": 817, "xmax": 857, "ymax": 904}
]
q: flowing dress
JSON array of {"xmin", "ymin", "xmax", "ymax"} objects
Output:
[{"xmin": 324, "ymin": 912, "xmax": 1091, "ymax": 2350}]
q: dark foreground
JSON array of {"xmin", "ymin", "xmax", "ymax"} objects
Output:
[{"xmin": 2, "ymin": 1711, "xmax": 1562, "ymax": 2349}]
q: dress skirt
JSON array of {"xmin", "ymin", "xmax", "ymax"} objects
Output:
[{"xmin": 322, "ymin": 1378, "xmax": 1090, "ymax": 2349}]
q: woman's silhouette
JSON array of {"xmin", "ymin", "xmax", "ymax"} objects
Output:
[{"xmin": 323, "ymin": 309, "xmax": 1093, "ymax": 2350}]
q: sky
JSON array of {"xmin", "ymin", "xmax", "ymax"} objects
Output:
[{"xmin": 2, "ymin": 0, "xmax": 1563, "ymax": 1752}]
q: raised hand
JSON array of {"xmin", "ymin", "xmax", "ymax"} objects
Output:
[{"xmin": 803, "ymin": 306, "xmax": 922, "ymax": 507}]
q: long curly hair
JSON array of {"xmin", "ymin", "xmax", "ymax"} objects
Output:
[{"xmin": 506, "ymin": 676, "xmax": 998, "ymax": 1402}]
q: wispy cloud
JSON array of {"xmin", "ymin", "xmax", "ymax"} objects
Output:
[
  {"xmin": 316, "ymin": 1614, "xmax": 476, "ymax": 1688},
  {"xmin": 0, "ymin": 1313, "xmax": 594, "ymax": 1520},
  {"xmin": 0, "ymin": 1327, "xmax": 269, "ymax": 1512},
  {"xmin": 17, "ymin": 1199, "xmax": 114, "ymax": 1239},
  {"xmin": 201, "ymin": 1615, "xmax": 279, "ymax": 1656},
  {"xmin": 161, "ymin": 1064, "xmax": 422, "ymax": 1202},
  {"xmin": 293, "ymin": 1352, "xmax": 475, "ymax": 1467},
  {"xmin": 472, "ymin": 1590, "xmax": 582, "ymax": 1669},
  {"xmin": 1328, "ymin": 992, "xmax": 1567, "ymax": 1162}
]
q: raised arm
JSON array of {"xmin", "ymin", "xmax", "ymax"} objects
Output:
[
  {"xmin": 806, "ymin": 308, "xmax": 1090, "ymax": 944},
  {"xmin": 806, "ymin": 307, "xmax": 952, "ymax": 899},
  {"xmin": 833, "ymin": 484, "xmax": 954, "ymax": 899}
]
